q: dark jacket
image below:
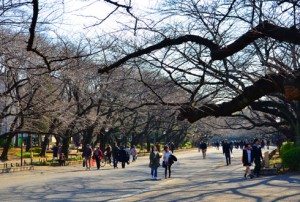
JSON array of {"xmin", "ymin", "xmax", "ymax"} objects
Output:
[
  {"xmin": 200, "ymin": 142, "xmax": 207, "ymax": 149},
  {"xmin": 149, "ymin": 152, "xmax": 160, "ymax": 168},
  {"xmin": 52, "ymin": 146, "xmax": 58, "ymax": 157},
  {"xmin": 252, "ymin": 144, "xmax": 263, "ymax": 162},
  {"xmin": 242, "ymin": 149, "xmax": 253, "ymax": 165},
  {"xmin": 83, "ymin": 147, "xmax": 93, "ymax": 158},
  {"xmin": 222, "ymin": 142, "xmax": 231, "ymax": 154},
  {"xmin": 118, "ymin": 149, "xmax": 130, "ymax": 162},
  {"xmin": 112, "ymin": 146, "xmax": 119, "ymax": 158},
  {"xmin": 168, "ymin": 154, "xmax": 177, "ymax": 165}
]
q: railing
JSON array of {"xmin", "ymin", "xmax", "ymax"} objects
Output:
[{"xmin": 0, "ymin": 161, "xmax": 34, "ymax": 173}]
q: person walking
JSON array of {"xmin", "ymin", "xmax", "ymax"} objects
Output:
[
  {"xmin": 266, "ymin": 139, "xmax": 270, "ymax": 150},
  {"xmin": 149, "ymin": 145, "xmax": 161, "ymax": 180},
  {"xmin": 163, "ymin": 145, "xmax": 173, "ymax": 179},
  {"xmin": 93, "ymin": 145, "xmax": 103, "ymax": 170},
  {"xmin": 252, "ymin": 139, "xmax": 263, "ymax": 177},
  {"xmin": 105, "ymin": 144, "xmax": 112, "ymax": 164},
  {"xmin": 83, "ymin": 144, "xmax": 93, "ymax": 170},
  {"xmin": 222, "ymin": 139, "xmax": 231, "ymax": 165},
  {"xmin": 130, "ymin": 145, "xmax": 137, "ymax": 162},
  {"xmin": 112, "ymin": 142, "xmax": 119, "ymax": 169},
  {"xmin": 169, "ymin": 142, "xmax": 175, "ymax": 153},
  {"xmin": 118, "ymin": 146, "xmax": 130, "ymax": 168},
  {"xmin": 242, "ymin": 143, "xmax": 254, "ymax": 179},
  {"xmin": 216, "ymin": 141, "xmax": 220, "ymax": 150},
  {"xmin": 52, "ymin": 145, "xmax": 58, "ymax": 162},
  {"xmin": 199, "ymin": 141, "xmax": 207, "ymax": 159},
  {"xmin": 57, "ymin": 144, "xmax": 65, "ymax": 166}
]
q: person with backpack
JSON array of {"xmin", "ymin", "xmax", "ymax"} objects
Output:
[
  {"xmin": 93, "ymin": 145, "xmax": 103, "ymax": 170},
  {"xmin": 82, "ymin": 144, "xmax": 93, "ymax": 170},
  {"xmin": 149, "ymin": 145, "xmax": 161, "ymax": 180}
]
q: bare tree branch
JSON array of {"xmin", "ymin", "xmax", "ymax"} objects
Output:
[
  {"xmin": 177, "ymin": 72, "xmax": 288, "ymax": 123},
  {"xmin": 99, "ymin": 21, "xmax": 300, "ymax": 73}
]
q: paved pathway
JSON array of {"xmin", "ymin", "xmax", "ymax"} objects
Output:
[{"xmin": 0, "ymin": 147, "xmax": 299, "ymax": 201}]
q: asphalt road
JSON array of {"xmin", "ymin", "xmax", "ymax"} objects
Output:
[{"xmin": 0, "ymin": 147, "xmax": 299, "ymax": 202}]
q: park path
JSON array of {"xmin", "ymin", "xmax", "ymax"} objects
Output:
[{"xmin": 0, "ymin": 147, "xmax": 299, "ymax": 202}]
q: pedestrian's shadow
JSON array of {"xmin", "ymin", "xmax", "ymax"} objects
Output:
[{"xmin": 125, "ymin": 178, "xmax": 162, "ymax": 183}]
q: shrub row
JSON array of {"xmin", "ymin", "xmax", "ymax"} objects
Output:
[{"xmin": 280, "ymin": 142, "xmax": 300, "ymax": 171}]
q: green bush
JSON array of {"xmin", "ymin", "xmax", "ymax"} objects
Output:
[
  {"xmin": 16, "ymin": 152, "xmax": 31, "ymax": 158},
  {"xmin": 282, "ymin": 147, "xmax": 300, "ymax": 171},
  {"xmin": 280, "ymin": 142, "xmax": 294, "ymax": 157},
  {"xmin": 32, "ymin": 147, "xmax": 42, "ymax": 153},
  {"xmin": 182, "ymin": 141, "xmax": 192, "ymax": 149}
]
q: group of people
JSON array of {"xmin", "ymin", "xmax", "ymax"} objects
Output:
[
  {"xmin": 149, "ymin": 144, "xmax": 177, "ymax": 180},
  {"xmin": 242, "ymin": 138, "xmax": 264, "ymax": 179},
  {"xmin": 200, "ymin": 138, "xmax": 267, "ymax": 179},
  {"xmin": 82, "ymin": 144, "xmax": 104, "ymax": 170},
  {"xmin": 212, "ymin": 139, "xmax": 271, "ymax": 151},
  {"xmin": 52, "ymin": 144, "xmax": 65, "ymax": 166},
  {"xmin": 61, "ymin": 137, "xmax": 267, "ymax": 180},
  {"xmin": 222, "ymin": 138, "xmax": 265, "ymax": 179},
  {"xmin": 82, "ymin": 143, "xmax": 138, "ymax": 170}
]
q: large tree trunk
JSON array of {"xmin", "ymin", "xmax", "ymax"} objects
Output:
[
  {"xmin": 0, "ymin": 133, "xmax": 14, "ymax": 161},
  {"xmin": 62, "ymin": 134, "xmax": 70, "ymax": 159},
  {"xmin": 39, "ymin": 135, "xmax": 49, "ymax": 157},
  {"xmin": 40, "ymin": 119, "xmax": 59, "ymax": 157},
  {"xmin": 82, "ymin": 126, "xmax": 94, "ymax": 148},
  {"xmin": 0, "ymin": 116, "xmax": 20, "ymax": 161}
]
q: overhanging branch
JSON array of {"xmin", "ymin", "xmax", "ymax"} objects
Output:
[
  {"xmin": 177, "ymin": 72, "xmax": 287, "ymax": 123},
  {"xmin": 99, "ymin": 21, "xmax": 300, "ymax": 73}
]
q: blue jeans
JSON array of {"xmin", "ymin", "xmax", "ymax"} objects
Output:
[{"xmin": 151, "ymin": 167, "xmax": 157, "ymax": 178}]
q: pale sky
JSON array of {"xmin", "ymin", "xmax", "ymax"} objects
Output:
[{"xmin": 43, "ymin": 0, "xmax": 160, "ymax": 39}]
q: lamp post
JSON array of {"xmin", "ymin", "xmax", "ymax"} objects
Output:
[{"xmin": 20, "ymin": 133, "xmax": 23, "ymax": 166}]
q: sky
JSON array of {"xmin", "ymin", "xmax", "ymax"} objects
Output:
[{"xmin": 43, "ymin": 0, "xmax": 160, "ymax": 38}]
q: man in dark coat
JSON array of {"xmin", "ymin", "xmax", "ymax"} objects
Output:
[
  {"xmin": 222, "ymin": 139, "xmax": 231, "ymax": 165},
  {"xmin": 199, "ymin": 141, "xmax": 208, "ymax": 159},
  {"xmin": 252, "ymin": 138, "xmax": 263, "ymax": 177},
  {"xmin": 118, "ymin": 146, "xmax": 130, "ymax": 168},
  {"xmin": 169, "ymin": 142, "xmax": 175, "ymax": 153},
  {"xmin": 112, "ymin": 142, "xmax": 119, "ymax": 169}
]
